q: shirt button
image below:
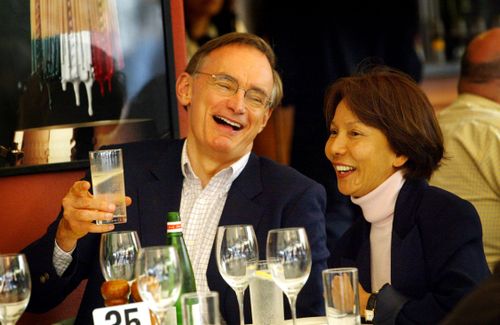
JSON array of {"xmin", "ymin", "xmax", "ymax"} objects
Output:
[{"xmin": 39, "ymin": 272, "xmax": 50, "ymax": 284}]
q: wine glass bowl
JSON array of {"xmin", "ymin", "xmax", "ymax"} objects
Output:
[
  {"xmin": 100, "ymin": 230, "xmax": 141, "ymax": 282},
  {"xmin": 216, "ymin": 225, "xmax": 258, "ymax": 325},
  {"xmin": 135, "ymin": 246, "xmax": 182, "ymax": 324},
  {"xmin": 0, "ymin": 253, "xmax": 31, "ymax": 325},
  {"xmin": 266, "ymin": 227, "xmax": 311, "ymax": 325}
]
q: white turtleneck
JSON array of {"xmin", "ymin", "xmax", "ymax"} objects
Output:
[{"xmin": 351, "ymin": 170, "xmax": 406, "ymax": 292}]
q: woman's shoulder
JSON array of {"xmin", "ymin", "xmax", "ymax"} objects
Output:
[{"xmin": 401, "ymin": 178, "xmax": 477, "ymax": 214}]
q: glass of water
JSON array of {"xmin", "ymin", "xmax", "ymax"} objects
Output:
[
  {"xmin": 248, "ymin": 260, "xmax": 284, "ymax": 325},
  {"xmin": 89, "ymin": 148, "xmax": 127, "ymax": 225},
  {"xmin": 323, "ymin": 268, "xmax": 361, "ymax": 325},
  {"xmin": 0, "ymin": 254, "xmax": 31, "ymax": 325}
]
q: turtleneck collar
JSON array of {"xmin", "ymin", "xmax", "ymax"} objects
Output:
[{"xmin": 351, "ymin": 170, "xmax": 406, "ymax": 226}]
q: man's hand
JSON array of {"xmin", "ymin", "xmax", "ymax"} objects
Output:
[{"xmin": 55, "ymin": 181, "xmax": 132, "ymax": 251}]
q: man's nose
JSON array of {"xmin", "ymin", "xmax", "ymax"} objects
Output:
[{"xmin": 228, "ymin": 88, "xmax": 246, "ymax": 113}]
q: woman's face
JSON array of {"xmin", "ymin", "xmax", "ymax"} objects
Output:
[{"xmin": 324, "ymin": 100, "xmax": 407, "ymax": 198}]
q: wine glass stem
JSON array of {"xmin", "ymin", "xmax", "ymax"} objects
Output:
[
  {"xmin": 235, "ymin": 288, "xmax": 245, "ymax": 325},
  {"xmin": 287, "ymin": 294, "xmax": 298, "ymax": 325}
]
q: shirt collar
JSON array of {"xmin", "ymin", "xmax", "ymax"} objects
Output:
[{"xmin": 181, "ymin": 140, "xmax": 250, "ymax": 183}]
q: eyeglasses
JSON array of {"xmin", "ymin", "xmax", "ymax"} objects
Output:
[{"xmin": 194, "ymin": 71, "xmax": 271, "ymax": 110}]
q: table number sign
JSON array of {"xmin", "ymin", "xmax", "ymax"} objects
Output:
[{"xmin": 92, "ymin": 302, "xmax": 152, "ymax": 325}]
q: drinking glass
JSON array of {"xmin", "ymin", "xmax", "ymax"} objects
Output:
[
  {"xmin": 323, "ymin": 268, "xmax": 361, "ymax": 325},
  {"xmin": 266, "ymin": 228, "xmax": 311, "ymax": 325},
  {"xmin": 0, "ymin": 254, "xmax": 31, "ymax": 325},
  {"xmin": 135, "ymin": 246, "xmax": 182, "ymax": 325},
  {"xmin": 100, "ymin": 230, "xmax": 141, "ymax": 282},
  {"xmin": 89, "ymin": 148, "xmax": 127, "ymax": 225},
  {"xmin": 248, "ymin": 260, "xmax": 284, "ymax": 325},
  {"xmin": 216, "ymin": 225, "xmax": 258, "ymax": 325},
  {"xmin": 181, "ymin": 291, "xmax": 221, "ymax": 325}
]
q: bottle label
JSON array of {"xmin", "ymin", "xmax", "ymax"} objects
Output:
[{"xmin": 167, "ymin": 221, "xmax": 182, "ymax": 233}]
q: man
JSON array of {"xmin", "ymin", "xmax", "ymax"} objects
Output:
[
  {"xmin": 430, "ymin": 28, "xmax": 500, "ymax": 271},
  {"xmin": 22, "ymin": 33, "xmax": 329, "ymax": 324}
]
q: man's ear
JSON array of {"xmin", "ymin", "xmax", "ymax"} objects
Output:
[
  {"xmin": 176, "ymin": 72, "xmax": 192, "ymax": 107},
  {"xmin": 258, "ymin": 107, "xmax": 274, "ymax": 133}
]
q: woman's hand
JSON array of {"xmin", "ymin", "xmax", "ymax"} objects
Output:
[{"xmin": 358, "ymin": 283, "xmax": 371, "ymax": 317}]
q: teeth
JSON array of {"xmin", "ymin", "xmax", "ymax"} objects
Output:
[
  {"xmin": 214, "ymin": 115, "xmax": 242, "ymax": 130},
  {"xmin": 335, "ymin": 165, "xmax": 355, "ymax": 172}
]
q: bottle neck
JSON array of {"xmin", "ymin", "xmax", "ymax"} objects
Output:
[{"xmin": 167, "ymin": 221, "xmax": 183, "ymax": 236}]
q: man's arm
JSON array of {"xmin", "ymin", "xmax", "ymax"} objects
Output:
[{"xmin": 21, "ymin": 180, "xmax": 128, "ymax": 313}]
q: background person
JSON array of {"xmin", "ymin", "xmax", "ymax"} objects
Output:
[
  {"xmin": 430, "ymin": 27, "xmax": 500, "ymax": 271},
  {"xmin": 184, "ymin": 0, "xmax": 246, "ymax": 59},
  {"xmin": 325, "ymin": 66, "xmax": 490, "ymax": 324},
  {"xmin": 440, "ymin": 261, "xmax": 500, "ymax": 325},
  {"xmin": 22, "ymin": 33, "xmax": 329, "ymax": 324}
]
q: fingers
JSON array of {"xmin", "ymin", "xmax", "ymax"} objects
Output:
[
  {"xmin": 331, "ymin": 274, "xmax": 355, "ymax": 313},
  {"xmin": 125, "ymin": 196, "xmax": 132, "ymax": 206}
]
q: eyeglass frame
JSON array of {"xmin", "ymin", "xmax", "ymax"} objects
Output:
[{"xmin": 193, "ymin": 71, "xmax": 272, "ymax": 110}]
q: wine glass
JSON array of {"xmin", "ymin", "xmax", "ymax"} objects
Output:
[
  {"xmin": 216, "ymin": 225, "xmax": 258, "ymax": 325},
  {"xmin": 135, "ymin": 246, "xmax": 182, "ymax": 324},
  {"xmin": 266, "ymin": 228, "xmax": 311, "ymax": 325},
  {"xmin": 0, "ymin": 254, "xmax": 31, "ymax": 325},
  {"xmin": 100, "ymin": 230, "xmax": 141, "ymax": 282}
]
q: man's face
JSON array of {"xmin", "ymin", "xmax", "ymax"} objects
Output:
[{"xmin": 178, "ymin": 44, "xmax": 274, "ymax": 163}]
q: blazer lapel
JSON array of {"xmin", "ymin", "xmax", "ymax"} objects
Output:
[
  {"xmin": 137, "ymin": 140, "xmax": 184, "ymax": 247},
  {"xmin": 219, "ymin": 153, "xmax": 265, "ymax": 228}
]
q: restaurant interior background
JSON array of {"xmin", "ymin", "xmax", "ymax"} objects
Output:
[{"xmin": 0, "ymin": 0, "xmax": 499, "ymax": 323}]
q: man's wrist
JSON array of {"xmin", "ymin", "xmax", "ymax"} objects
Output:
[{"xmin": 55, "ymin": 219, "xmax": 78, "ymax": 252}]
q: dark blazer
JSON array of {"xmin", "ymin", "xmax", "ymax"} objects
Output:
[
  {"xmin": 23, "ymin": 139, "xmax": 329, "ymax": 324},
  {"xmin": 329, "ymin": 178, "xmax": 490, "ymax": 324}
]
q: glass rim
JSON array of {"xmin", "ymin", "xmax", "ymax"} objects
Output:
[
  {"xmin": 181, "ymin": 291, "xmax": 219, "ymax": 299},
  {"xmin": 101, "ymin": 230, "xmax": 138, "ymax": 236},
  {"xmin": 322, "ymin": 267, "xmax": 358, "ymax": 274},
  {"xmin": 217, "ymin": 224, "xmax": 252, "ymax": 229},
  {"xmin": 88, "ymin": 148, "xmax": 123, "ymax": 155},
  {"xmin": 268, "ymin": 227, "xmax": 305, "ymax": 233}
]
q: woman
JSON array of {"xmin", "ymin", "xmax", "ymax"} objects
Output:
[{"xmin": 324, "ymin": 66, "xmax": 490, "ymax": 324}]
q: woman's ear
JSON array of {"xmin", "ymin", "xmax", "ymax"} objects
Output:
[
  {"xmin": 176, "ymin": 72, "xmax": 192, "ymax": 107},
  {"xmin": 393, "ymin": 154, "xmax": 408, "ymax": 168}
]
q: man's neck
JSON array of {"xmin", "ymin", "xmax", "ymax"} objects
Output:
[{"xmin": 186, "ymin": 143, "xmax": 241, "ymax": 188}]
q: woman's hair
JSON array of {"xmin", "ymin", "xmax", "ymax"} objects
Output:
[
  {"xmin": 324, "ymin": 66, "xmax": 444, "ymax": 180},
  {"xmin": 185, "ymin": 32, "xmax": 283, "ymax": 108}
]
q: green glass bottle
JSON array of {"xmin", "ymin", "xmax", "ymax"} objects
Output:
[{"xmin": 166, "ymin": 211, "xmax": 197, "ymax": 325}]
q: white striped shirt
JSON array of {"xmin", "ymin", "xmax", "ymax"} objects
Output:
[{"xmin": 180, "ymin": 141, "xmax": 249, "ymax": 293}]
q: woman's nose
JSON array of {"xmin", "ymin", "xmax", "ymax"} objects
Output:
[{"xmin": 325, "ymin": 135, "xmax": 346, "ymax": 159}]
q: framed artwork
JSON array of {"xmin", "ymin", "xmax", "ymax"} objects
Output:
[{"xmin": 0, "ymin": 0, "xmax": 179, "ymax": 175}]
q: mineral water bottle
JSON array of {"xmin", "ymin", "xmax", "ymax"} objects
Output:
[{"xmin": 167, "ymin": 212, "xmax": 197, "ymax": 324}]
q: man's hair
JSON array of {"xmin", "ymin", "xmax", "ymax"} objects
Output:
[
  {"xmin": 460, "ymin": 54, "xmax": 500, "ymax": 84},
  {"xmin": 185, "ymin": 32, "xmax": 283, "ymax": 108},
  {"xmin": 324, "ymin": 66, "xmax": 444, "ymax": 180}
]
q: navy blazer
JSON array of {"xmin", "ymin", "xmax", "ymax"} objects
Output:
[
  {"xmin": 23, "ymin": 139, "xmax": 329, "ymax": 324},
  {"xmin": 329, "ymin": 179, "xmax": 490, "ymax": 324}
]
